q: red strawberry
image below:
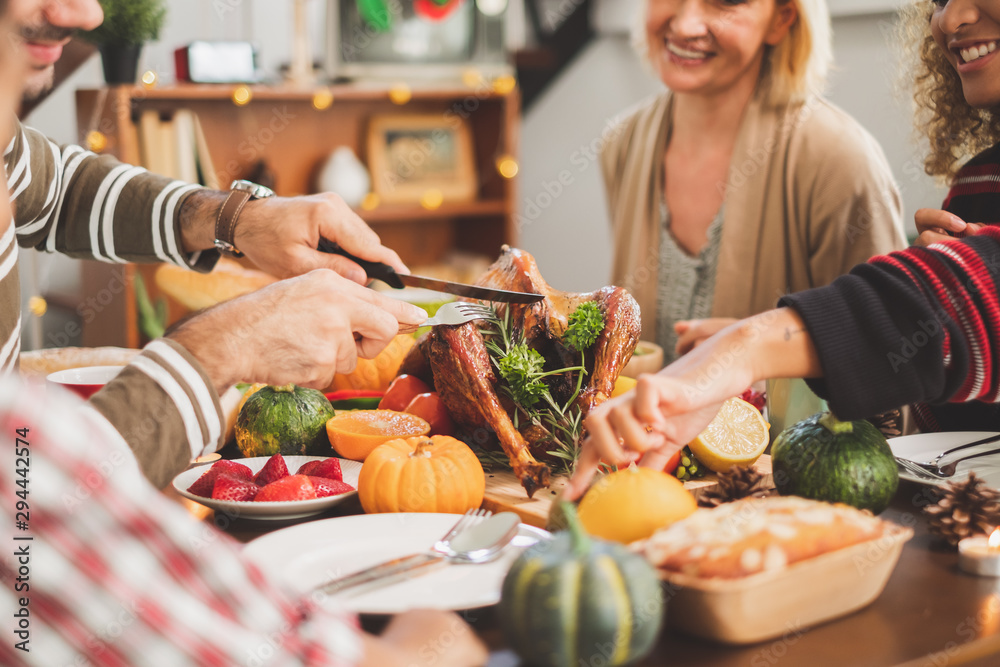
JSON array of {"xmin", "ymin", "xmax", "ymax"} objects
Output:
[
  {"xmin": 187, "ymin": 460, "xmax": 253, "ymax": 497},
  {"xmin": 307, "ymin": 476, "xmax": 354, "ymax": 498},
  {"xmin": 297, "ymin": 458, "xmax": 342, "ymax": 481},
  {"xmin": 296, "ymin": 460, "xmax": 322, "ymax": 476},
  {"xmin": 213, "ymin": 459, "xmax": 253, "ymax": 480},
  {"xmin": 211, "ymin": 473, "xmax": 260, "ymax": 502},
  {"xmin": 253, "ymin": 454, "xmax": 289, "ymax": 486},
  {"xmin": 255, "ymin": 475, "xmax": 317, "ymax": 502}
]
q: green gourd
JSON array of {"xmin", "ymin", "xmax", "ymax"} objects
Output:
[
  {"xmin": 235, "ymin": 384, "xmax": 334, "ymax": 458},
  {"xmin": 500, "ymin": 503, "xmax": 663, "ymax": 667},
  {"xmin": 771, "ymin": 411, "xmax": 899, "ymax": 515}
]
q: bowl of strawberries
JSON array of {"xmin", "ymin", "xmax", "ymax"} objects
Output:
[{"xmin": 172, "ymin": 454, "xmax": 362, "ymax": 520}]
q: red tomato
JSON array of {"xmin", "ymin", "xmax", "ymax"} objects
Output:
[
  {"xmin": 379, "ymin": 374, "xmax": 432, "ymax": 412},
  {"xmin": 404, "ymin": 392, "xmax": 455, "ymax": 436},
  {"xmin": 663, "ymin": 449, "xmax": 682, "ymax": 475}
]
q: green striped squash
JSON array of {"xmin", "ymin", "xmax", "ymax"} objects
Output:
[
  {"xmin": 500, "ymin": 503, "xmax": 663, "ymax": 667},
  {"xmin": 235, "ymin": 384, "xmax": 334, "ymax": 458}
]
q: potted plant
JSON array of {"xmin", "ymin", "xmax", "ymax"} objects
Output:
[{"xmin": 81, "ymin": 0, "xmax": 167, "ymax": 85}]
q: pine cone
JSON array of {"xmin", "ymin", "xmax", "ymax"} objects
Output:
[
  {"xmin": 698, "ymin": 466, "xmax": 774, "ymax": 508},
  {"xmin": 865, "ymin": 409, "xmax": 902, "ymax": 439},
  {"xmin": 924, "ymin": 473, "xmax": 1000, "ymax": 547}
]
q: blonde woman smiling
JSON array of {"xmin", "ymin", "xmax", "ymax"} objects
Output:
[{"xmin": 602, "ymin": 0, "xmax": 906, "ymax": 363}]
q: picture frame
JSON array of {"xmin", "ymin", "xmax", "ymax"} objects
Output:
[{"xmin": 366, "ymin": 114, "xmax": 478, "ymax": 204}]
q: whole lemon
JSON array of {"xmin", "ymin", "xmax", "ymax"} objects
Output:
[
  {"xmin": 611, "ymin": 375, "xmax": 637, "ymax": 397},
  {"xmin": 576, "ymin": 466, "xmax": 697, "ymax": 543}
]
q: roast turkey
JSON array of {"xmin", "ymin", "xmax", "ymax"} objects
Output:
[{"xmin": 400, "ymin": 246, "xmax": 641, "ymax": 497}]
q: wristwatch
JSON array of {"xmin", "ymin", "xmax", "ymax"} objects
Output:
[{"xmin": 213, "ymin": 179, "xmax": 275, "ymax": 257}]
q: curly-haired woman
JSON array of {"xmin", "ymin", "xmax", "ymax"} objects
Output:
[
  {"xmin": 897, "ymin": 0, "xmax": 1000, "ymax": 430},
  {"xmin": 602, "ymin": 0, "xmax": 906, "ymax": 364}
]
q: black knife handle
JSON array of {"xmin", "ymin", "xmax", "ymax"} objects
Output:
[{"xmin": 317, "ymin": 237, "xmax": 404, "ymax": 289}]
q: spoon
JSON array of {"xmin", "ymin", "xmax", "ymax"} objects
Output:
[{"xmin": 318, "ymin": 512, "xmax": 522, "ymax": 597}]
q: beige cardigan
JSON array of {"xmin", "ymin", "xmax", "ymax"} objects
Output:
[{"xmin": 601, "ymin": 92, "xmax": 907, "ymax": 340}]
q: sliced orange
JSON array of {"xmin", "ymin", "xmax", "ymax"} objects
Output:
[
  {"xmin": 236, "ymin": 383, "xmax": 267, "ymax": 417},
  {"xmin": 326, "ymin": 409, "xmax": 430, "ymax": 461}
]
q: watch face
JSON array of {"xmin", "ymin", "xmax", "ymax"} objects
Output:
[{"xmin": 230, "ymin": 179, "xmax": 275, "ymax": 199}]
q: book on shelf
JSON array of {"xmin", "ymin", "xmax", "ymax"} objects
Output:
[{"xmin": 136, "ymin": 109, "xmax": 218, "ymax": 188}]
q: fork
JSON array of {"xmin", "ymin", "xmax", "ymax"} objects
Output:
[
  {"xmin": 399, "ymin": 302, "xmax": 498, "ymax": 333},
  {"xmin": 896, "ymin": 446, "xmax": 1000, "ymax": 479},
  {"xmin": 912, "ymin": 433, "xmax": 1000, "ymax": 468},
  {"xmin": 318, "ymin": 508, "xmax": 492, "ymax": 595}
]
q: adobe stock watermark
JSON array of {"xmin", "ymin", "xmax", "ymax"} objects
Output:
[{"xmin": 886, "ymin": 313, "xmax": 948, "ymax": 374}]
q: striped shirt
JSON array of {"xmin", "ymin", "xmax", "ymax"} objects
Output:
[
  {"xmin": 1, "ymin": 121, "xmax": 225, "ymax": 486},
  {"xmin": 0, "ymin": 377, "xmax": 361, "ymax": 666},
  {"xmin": 780, "ymin": 226, "xmax": 1000, "ymax": 426}
]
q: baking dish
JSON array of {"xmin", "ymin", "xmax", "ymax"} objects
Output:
[{"xmin": 658, "ymin": 522, "xmax": 913, "ymax": 645}]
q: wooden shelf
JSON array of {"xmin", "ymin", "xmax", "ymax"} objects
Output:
[
  {"xmin": 119, "ymin": 82, "xmax": 512, "ymax": 103},
  {"xmin": 355, "ymin": 199, "xmax": 507, "ymax": 223},
  {"xmin": 74, "ymin": 83, "xmax": 521, "ymax": 348}
]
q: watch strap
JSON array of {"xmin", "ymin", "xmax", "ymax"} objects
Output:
[{"xmin": 214, "ymin": 188, "xmax": 253, "ymax": 257}]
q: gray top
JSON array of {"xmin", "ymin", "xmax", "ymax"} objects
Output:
[{"xmin": 656, "ymin": 202, "xmax": 724, "ymax": 364}]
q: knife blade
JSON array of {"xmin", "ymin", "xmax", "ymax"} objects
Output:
[{"xmin": 318, "ymin": 239, "xmax": 545, "ymax": 304}]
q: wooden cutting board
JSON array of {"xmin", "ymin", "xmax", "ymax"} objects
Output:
[{"xmin": 482, "ymin": 455, "xmax": 773, "ymax": 529}]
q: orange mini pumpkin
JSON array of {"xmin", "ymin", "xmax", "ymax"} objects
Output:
[{"xmin": 358, "ymin": 435, "xmax": 485, "ymax": 514}]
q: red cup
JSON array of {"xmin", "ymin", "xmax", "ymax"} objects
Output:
[{"xmin": 46, "ymin": 366, "xmax": 124, "ymax": 400}]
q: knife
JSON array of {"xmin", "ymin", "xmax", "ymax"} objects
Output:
[{"xmin": 318, "ymin": 238, "xmax": 544, "ymax": 304}]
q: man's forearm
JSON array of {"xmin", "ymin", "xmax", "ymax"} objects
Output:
[{"xmin": 179, "ymin": 189, "xmax": 228, "ymax": 254}]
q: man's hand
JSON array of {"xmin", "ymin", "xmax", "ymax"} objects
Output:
[
  {"xmin": 179, "ymin": 190, "xmax": 409, "ymax": 283},
  {"xmin": 168, "ymin": 269, "xmax": 426, "ymax": 394},
  {"xmin": 362, "ymin": 610, "xmax": 488, "ymax": 667},
  {"xmin": 234, "ymin": 193, "xmax": 409, "ymax": 282},
  {"xmin": 913, "ymin": 208, "xmax": 984, "ymax": 247}
]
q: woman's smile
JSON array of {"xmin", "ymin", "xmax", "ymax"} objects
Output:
[{"xmin": 664, "ymin": 38, "xmax": 715, "ymax": 66}]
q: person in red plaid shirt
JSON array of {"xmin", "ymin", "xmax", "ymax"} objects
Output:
[{"xmin": 0, "ymin": 378, "xmax": 488, "ymax": 666}]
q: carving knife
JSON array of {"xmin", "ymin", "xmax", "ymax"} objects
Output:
[{"xmin": 317, "ymin": 239, "xmax": 544, "ymax": 304}]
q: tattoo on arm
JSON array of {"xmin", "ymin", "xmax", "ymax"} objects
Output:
[{"xmin": 783, "ymin": 327, "xmax": 805, "ymax": 342}]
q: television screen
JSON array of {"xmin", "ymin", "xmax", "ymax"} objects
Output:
[{"xmin": 327, "ymin": 0, "xmax": 508, "ymax": 78}]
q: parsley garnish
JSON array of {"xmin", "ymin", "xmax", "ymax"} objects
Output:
[
  {"xmin": 496, "ymin": 344, "xmax": 549, "ymax": 407},
  {"xmin": 564, "ymin": 301, "xmax": 604, "ymax": 351},
  {"xmin": 478, "ymin": 302, "xmax": 609, "ymax": 476}
]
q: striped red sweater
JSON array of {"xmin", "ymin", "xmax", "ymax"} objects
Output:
[{"xmin": 779, "ymin": 226, "xmax": 1000, "ymax": 428}]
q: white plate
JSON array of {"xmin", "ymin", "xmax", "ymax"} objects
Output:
[
  {"xmin": 172, "ymin": 456, "xmax": 362, "ymax": 520},
  {"xmin": 888, "ymin": 432, "xmax": 1000, "ymax": 488},
  {"xmin": 242, "ymin": 512, "xmax": 550, "ymax": 614}
]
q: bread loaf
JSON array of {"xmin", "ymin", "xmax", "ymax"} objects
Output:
[
  {"xmin": 155, "ymin": 258, "xmax": 276, "ymax": 311},
  {"xmin": 636, "ymin": 496, "xmax": 885, "ymax": 579},
  {"xmin": 18, "ymin": 346, "xmax": 139, "ymax": 378}
]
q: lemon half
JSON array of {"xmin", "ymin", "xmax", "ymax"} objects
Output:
[{"xmin": 688, "ymin": 397, "xmax": 769, "ymax": 473}]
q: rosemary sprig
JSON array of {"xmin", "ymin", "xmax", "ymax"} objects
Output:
[{"xmin": 479, "ymin": 304, "xmax": 605, "ymax": 477}]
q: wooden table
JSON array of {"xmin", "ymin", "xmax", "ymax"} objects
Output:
[{"xmin": 181, "ymin": 480, "xmax": 1000, "ymax": 667}]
